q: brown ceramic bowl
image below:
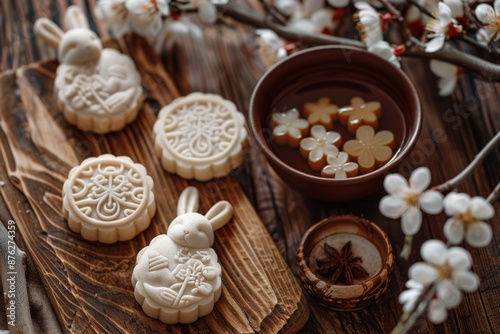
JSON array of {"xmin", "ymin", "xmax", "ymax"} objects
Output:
[
  {"xmin": 249, "ymin": 46, "xmax": 421, "ymax": 201},
  {"xmin": 296, "ymin": 215, "xmax": 394, "ymax": 310}
]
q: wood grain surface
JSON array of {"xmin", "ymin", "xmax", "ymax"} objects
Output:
[{"xmin": 1, "ymin": 0, "xmax": 499, "ymax": 333}]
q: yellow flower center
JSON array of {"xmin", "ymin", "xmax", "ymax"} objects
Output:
[
  {"xmin": 437, "ymin": 263, "xmax": 453, "ymax": 279},
  {"xmin": 404, "ymin": 191, "xmax": 420, "ymax": 205},
  {"xmin": 457, "ymin": 210, "xmax": 475, "ymax": 226}
]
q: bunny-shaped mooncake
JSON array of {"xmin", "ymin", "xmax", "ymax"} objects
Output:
[
  {"xmin": 34, "ymin": 6, "xmax": 144, "ymax": 134},
  {"xmin": 132, "ymin": 187, "xmax": 233, "ymax": 324}
]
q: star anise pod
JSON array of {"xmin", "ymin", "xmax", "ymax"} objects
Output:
[{"xmin": 315, "ymin": 241, "xmax": 369, "ymax": 285}]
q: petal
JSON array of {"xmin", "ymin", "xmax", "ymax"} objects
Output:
[
  {"xmin": 356, "ymin": 125, "xmax": 375, "ymax": 142},
  {"xmin": 452, "ymin": 271, "xmax": 479, "ymax": 292},
  {"xmin": 325, "ymin": 131, "xmax": 342, "ymax": 146},
  {"xmin": 475, "ymin": 4, "xmax": 495, "ymax": 24},
  {"xmin": 446, "ymin": 247, "xmax": 472, "ymax": 270},
  {"xmin": 425, "ymin": 36, "xmax": 445, "ymax": 53},
  {"xmin": 293, "ymin": 119, "xmax": 309, "ymax": 131},
  {"xmin": 358, "ymin": 150, "xmax": 375, "ymax": 170},
  {"xmin": 309, "ymin": 147, "xmax": 324, "ymax": 163},
  {"xmin": 335, "ymin": 169, "xmax": 347, "ymax": 179},
  {"xmin": 406, "ymin": 279, "xmax": 424, "ymax": 290},
  {"xmin": 327, "ymin": 0, "xmax": 350, "ymax": 8},
  {"xmin": 436, "ymin": 279, "xmax": 462, "ymax": 308},
  {"xmin": 311, "ymin": 124, "xmax": 327, "ymax": 139},
  {"xmin": 343, "ymin": 140, "xmax": 365, "ymax": 157},
  {"xmin": 438, "ymin": 77, "xmax": 457, "ymax": 96},
  {"xmin": 399, "ymin": 289, "xmax": 420, "ymax": 313},
  {"xmin": 465, "ymin": 222, "xmax": 493, "ymax": 247},
  {"xmin": 421, "ymin": 239, "xmax": 447, "ymax": 265},
  {"xmin": 409, "ymin": 262, "xmax": 439, "ymax": 285},
  {"xmin": 438, "ymin": 2, "xmax": 453, "ymax": 25},
  {"xmin": 430, "ymin": 59, "xmax": 458, "ymax": 78},
  {"xmin": 469, "ymin": 197, "xmax": 495, "ymax": 220},
  {"xmin": 321, "ymin": 165, "xmax": 339, "ymax": 178},
  {"xmin": 344, "ymin": 162, "xmax": 358, "ymax": 173},
  {"xmin": 443, "ymin": 218, "xmax": 465, "ymax": 244},
  {"xmin": 273, "ymin": 124, "xmax": 288, "ymax": 137},
  {"xmin": 409, "ymin": 167, "xmax": 431, "ymax": 192},
  {"xmin": 401, "ymin": 205, "xmax": 422, "ymax": 235},
  {"xmin": 496, "ymin": 0, "xmax": 500, "ymax": 15},
  {"xmin": 198, "ymin": 1, "xmax": 217, "ymax": 24},
  {"xmin": 336, "ymin": 151, "xmax": 348, "ymax": 164},
  {"xmin": 383, "ymin": 173, "xmax": 409, "ymax": 196},
  {"xmin": 372, "ymin": 146, "xmax": 393, "ymax": 164},
  {"xmin": 300, "ymin": 137, "xmax": 318, "ymax": 151},
  {"xmin": 285, "ymin": 108, "xmax": 300, "ymax": 120},
  {"xmin": 443, "ymin": 192, "xmax": 470, "ymax": 216},
  {"xmin": 428, "ymin": 299, "xmax": 448, "ymax": 324},
  {"xmin": 303, "ymin": 0, "xmax": 323, "ymax": 15},
  {"xmin": 419, "ymin": 190, "xmax": 444, "ymax": 214},
  {"xmin": 379, "ymin": 196, "xmax": 407, "ymax": 219},
  {"xmin": 372, "ymin": 131, "xmax": 394, "ymax": 146}
]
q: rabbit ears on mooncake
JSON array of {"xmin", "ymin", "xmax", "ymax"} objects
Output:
[
  {"xmin": 34, "ymin": 5, "xmax": 91, "ymax": 49},
  {"xmin": 177, "ymin": 187, "xmax": 234, "ymax": 231}
]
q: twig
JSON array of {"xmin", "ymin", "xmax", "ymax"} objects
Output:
[
  {"xmin": 379, "ymin": 0, "xmax": 413, "ymax": 43},
  {"xmin": 486, "ymin": 181, "xmax": 500, "ymax": 203},
  {"xmin": 392, "ymin": 284, "xmax": 437, "ymax": 334},
  {"xmin": 434, "ymin": 131, "xmax": 500, "ymax": 192},
  {"xmin": 0, "ymin": 220, "xmax": 34, "ymax": 333},
  {"xmin": 407, "ymin": 0, "xmax": 436, "ymax": 19},
  {"xmin": 218, "ymin": 3, "xmax": 500, "ymax": 81}
]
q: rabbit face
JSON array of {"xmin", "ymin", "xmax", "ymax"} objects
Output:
[
  {"xmin": 58, "ymin": 29, "xmax": 102, "ymax": 65},
  {"xmin": 168, "ymin": 213, "xmax": 215, "ymax": 249}
]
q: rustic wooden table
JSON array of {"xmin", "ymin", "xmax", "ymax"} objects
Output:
[{"xmin": 1, "ymin": 0, "xmax": 499, "ymax": 333}]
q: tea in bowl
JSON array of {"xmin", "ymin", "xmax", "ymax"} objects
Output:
[{"xmin": 249, "ymin": 46, "xmax": 422, "ymax": 201}]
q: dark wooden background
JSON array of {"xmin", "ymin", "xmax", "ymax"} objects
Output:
[{"xmin": 1, "ymin": 0, "xmax": 499, "ymax": 333}]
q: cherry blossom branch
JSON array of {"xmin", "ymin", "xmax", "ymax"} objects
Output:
[
  {"xmin": 391, "ymin": 284, "xmax": 437, "ymax": 334},
  {"xmin": 486, "ymin": 181, "xmax": 500, "ymax": 203},
  {"xmin": 217, "ymin": 3, "xmax": 500, "ymax": 81},
  {"xmin": 434, "ymin": 131, "xmax": 500, "ymax": 192}
]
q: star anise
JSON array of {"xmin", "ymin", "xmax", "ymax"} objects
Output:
[{"xmin": 315, "ymin": 241, "xmax": 369, "ymax": 285}]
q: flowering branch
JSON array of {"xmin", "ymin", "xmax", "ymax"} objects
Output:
[
  {"xmin": 217, "ymin": 3, "xmax": 500, "ymax": 82},
  {"xmin": 434, "ymin": 130, "xmax": 500, "ymax": 192}
]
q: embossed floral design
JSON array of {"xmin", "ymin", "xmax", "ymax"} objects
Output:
[
  {"xmin": 271, "ymin": 108, "xmax": 309, "ymax": 147},
  {"xmin": 63, "ymin": 73, "xmax": 109, "ymax": 111},
  {"xmin": 299, "ymin": 125, "xmax": 341, "ymax": 170},
  {"xmin": 303, "ymin": 97, "xmax": 339, "ymax": 130},
  {"xmin": 343, "ymin": 125, "xmax": 394, "ymax": 174},
  {"xmin": 321, "ymin": 151, "xmax": 359, "ymax": 178},
  {"xmin": 338, "ymin": 96, "xmax": 382, "ymax": 133},
  {"xmin": 72, "ymin": 161, "xmax": 146, "ymax": 221}
]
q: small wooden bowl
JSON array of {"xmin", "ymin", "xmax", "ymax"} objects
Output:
[{"xmin": 296, "ymin": 215, "xmax": 394, "ymax": 310}]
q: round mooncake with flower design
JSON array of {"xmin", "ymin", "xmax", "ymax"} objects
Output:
[
  {"xmin": 153, "ymin": 92, "xmax": 248, "ymax": 181},
  {"xmin": 62, "ymin": 154, "xmax": 156, "ymax": 243}
]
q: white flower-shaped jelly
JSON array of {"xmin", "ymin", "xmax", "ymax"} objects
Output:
[
  {"xmin": 299, "ymin": 125, "xmax": 342, "ymax": 170},
  {"xmin": 443, "ymin": 192, "xmax": 494, "ymax": 247},
  {"xmin": 321, "ymin": 151, "xmax": 359, "ymax": 179},
  {"xmin": 379, "ymin": 167, "xmax": 443, "ymax": 236},
  {"xmin": 271, "ymin": 108, "xmax": 309, "ymax": 147}
]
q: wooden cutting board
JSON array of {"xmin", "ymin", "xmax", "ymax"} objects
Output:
[{"xmin": 0, "ymin": 35, "xmax": 309, "ymax": 333}]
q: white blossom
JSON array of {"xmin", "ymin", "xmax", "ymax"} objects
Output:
[
  {"xmin": 255, "ymin": 29, "xmax": 287, "ymax": 67},
  {"xmin": 126, "ymin": 0, "xmax": 170, "ymax": 37},
  {"xmin": 475, "ymin": 0, "xmax": 500, "ymax": 42},
  {"xmin": 424, "ymin": 2, "xmax": 454, "ymax": 53},
  {"xmin": 198, "ymin": 0, "xmax": 218, "ymax": 24},
  {"xmin": 429, "ymin": 60, "xmax": 459, "ymax": 96},
  {"xmin": 95, "ymin": 0, "xmax": 131, "ymax": 38},
  {"xmin": 379, "ymin": 167, "xmax": 443, "ymax": 236},
  {"xmin": 398, "ymin": 280, "xmax": 448, "ymax": 324},
  {"xmin": 287, "ymin": 0, "xmax": 338, "ymax": 34},
  {"xmin": 444, "ymin": 0, "xmax": 464, "ymax": 18},
  {"xmin": 368, "ymin": 40, "xmax": 401, "ymax": 68},
  {"xmin": 354, "ymin": 2, "xmax": 383, "ymax": 48},
  {"xmin": 443, "ymin": 192, "xmax": 494, "ymax": 247},
  {"xmin": 409, "ymin": 240, "xmax": 479, "ymax": 311}
]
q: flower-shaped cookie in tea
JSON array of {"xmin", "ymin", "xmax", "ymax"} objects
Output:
[
  {"xmin": 303, "ymin": 97, "xmax": 339, "ymax": 130},
  {"xmin": 338, "ymin": 97, "xmax": 382, "ymax": 133},
  {"xmin": 343, "ymin": 125, "xmax": 394, "ymax": 174},
  {"xmin": 300, "ymin": 125, "xmax": 342, "ymax": 171},
  {"xmin": 271, "ymin": 108, "xmax": 309, "ymax": 147},
  {"xmin": 321, "ymin": 152, "xmax": 359, "ymax": 179}
]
